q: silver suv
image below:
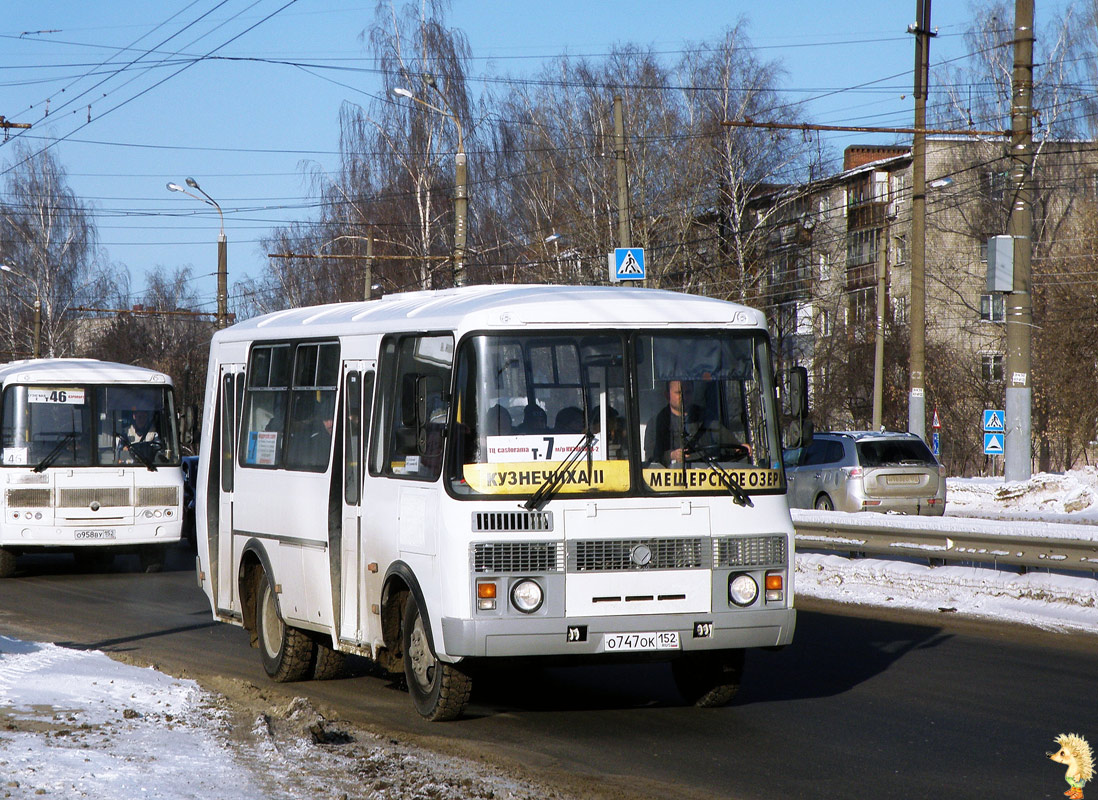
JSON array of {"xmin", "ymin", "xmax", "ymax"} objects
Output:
[{"xmin": 783, "ymin": 431, "xmax": 946, "ymax": 515}]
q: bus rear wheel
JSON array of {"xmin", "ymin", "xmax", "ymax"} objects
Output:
[
  {"xmin": 256, "ymin": 571, "xmax": 315, "ymax": 682},
  {"xmin": 402, "ymin": 594, "xmax": 471, "ymax": 721},
  {"xmin": 0, "ymin": 547, "xmax": 15, "ymax": 578},
  {"xmin": 672, "ymin": 649, "xmax": 745, "ymax": 708}
]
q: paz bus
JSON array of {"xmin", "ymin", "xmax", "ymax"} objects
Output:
[
  {"xmin": 195, "ymin": 285, "xmax": 809, "ymax": 720},
  {"xmin": 0, "ymin": 358, "xmax": 184, "ymax": 577}
]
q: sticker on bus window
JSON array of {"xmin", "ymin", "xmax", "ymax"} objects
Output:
[
  {"xmin": 641, "ymin": 467, "xmax": 783, "ymax": 493},
  {"xmin": 463, "ymin": 460, "xmax": 629, "ymax": 494},
  {"xmin": 245, "ymin": 431, "xmax": 279, "ymax": 465},
  {"xmin": 28, "ymin": 388, "xmax": 85, "ymax": 405},
  {"xmin": 485, "ymin": 434, "xmax": 605, "ymax": 463},
  {"xmin": 2, "ymin": 447, "xmax": 28, "ymax": 466}
]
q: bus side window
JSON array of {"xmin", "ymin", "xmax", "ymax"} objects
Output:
[{"xmin": 375, "ymin": 335, "xmax": 452, "ymax": 481}]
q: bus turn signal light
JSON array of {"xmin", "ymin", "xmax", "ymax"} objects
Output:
[
  {"xmin": 477, "ymin": 581, "xmax": 497, "ymax": 611},
  {"xmin": 765, "ymin": 572, "xmax": 784, "ymax": 602}
]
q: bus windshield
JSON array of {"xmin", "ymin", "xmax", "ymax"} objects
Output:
[
  {"xmin": 448, "ymin": 330, "xmax": 783, "ymax": 498},
  {"xmin": 1, "ymin": 384, "xmax": 180, "ymax": 469}
]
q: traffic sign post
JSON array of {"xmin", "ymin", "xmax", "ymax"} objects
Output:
[
  {"xmin": 982, "ymin": 409, "xmax": 1005, "ymax": 432},
  {"xmin": 982, "ymin": 408, "xmax": 1006, "ymax": 471},
  {"xmin": 983, "ymin": 432, "xmax": 1005, "ymax": 455},
  {"xmin": 608, "ymin": 248, "xmax": 645, "ymax": 282}
]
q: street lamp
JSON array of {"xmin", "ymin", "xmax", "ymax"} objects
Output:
[
  {"xmin": 167, "ymin": 178, "xmax": 228, "ymax": 328},
  {"xmin": 0, "ymin": 264, "xmax": 41, "ymax": 358},
  {"xmin": 392, "ymin": 84, "xmax": 467, "ymax": 287}
]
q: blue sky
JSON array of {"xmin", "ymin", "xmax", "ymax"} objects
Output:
[{"xmin": 0, "ymin": 1, "xmax": 1067, "ymax": 314}]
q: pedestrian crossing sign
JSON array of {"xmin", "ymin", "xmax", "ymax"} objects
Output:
[
  {"xmin": 610, "ymin": 248, "xmax": 645, "ymax": 281},
  {"xmin": 982, "ymin": 409, "xmax": 1005, "ymax": 432}
]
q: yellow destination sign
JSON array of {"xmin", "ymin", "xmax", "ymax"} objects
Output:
[{"xmin": 463, "ymin": 460, "xmax": 630, "ymax": 494}]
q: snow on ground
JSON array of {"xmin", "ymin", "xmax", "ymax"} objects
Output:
[
  {"xmin": 794, "ymin": 468, "xmax": 1098, "ymax": 634},
  {"xmin": 0, "ymin": 636, "xmax": 569, "ymax": 800},
  {"xmin": 2, "ymin": 470, "xmax": 1097, "ymax": 797}
]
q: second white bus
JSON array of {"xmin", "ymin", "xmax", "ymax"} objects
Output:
[
  {"xmin": 196, "ymin": 285, "xmax": 809, "ymax": 720},
  {"xmin": 0, "ymin": 358, "xmax": 184, "ymax": 577}
]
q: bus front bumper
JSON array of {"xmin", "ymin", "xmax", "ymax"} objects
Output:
[{"xmin": 441, "ymin": 607, "xmax": 795, "ymax": 659}]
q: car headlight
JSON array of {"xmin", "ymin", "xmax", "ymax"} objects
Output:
[
  {"xmin": 510, "ymin": 579, "xmax": 544, "ymax": 613},
  {"xmin": 728, "ymin": 573, "xmax": 759, "ymax": 607}
]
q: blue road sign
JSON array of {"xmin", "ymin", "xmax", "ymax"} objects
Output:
[
  {"xmin": 983, "ymin": 432, "xmax": 1004, "ymax": 455},
  {"xmin": 983, "ymin": 409, "xmax": 1005, "ymax": 432},
  {"xmin": 932, "ymin": 432, "xmax": 940, "ymax": 457},
  {"xmin": 612, "ymin": 247, "xmax": 645, "ymax": 281}
]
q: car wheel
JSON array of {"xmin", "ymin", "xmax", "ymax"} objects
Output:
[
  {"xmin": 256, "ymin": 571, "xmax": 315, "ymax": 682},
  {"xmin": 814, "ymin": 494, "xmax": 834, "ymax": 511},
  {"xmin": 402, "ymin": 594, "xmax": 471, "ymax": 721},
  {"xmin": 672, "ymin": 649, "xmax": 745, "ymax": 707}
]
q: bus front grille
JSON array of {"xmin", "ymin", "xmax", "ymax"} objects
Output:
[
  {"xmin": 570, "ymin": 538, "xmax": 708, "ymax": 572},
  {"xmin": 6, "ymin": 487, "xmax": 51, "ymax": 508},
  {"xmin": 472, "ymin": 541, "xmax": 565, "ymax": 574},
  {"xmin": 58, "ymin": 487, "xmax": 132, "ymax": 508},
  {"xmin": 472, "ymin": 510, "xmax": 553, "ymax": 533},
  {"xmin": 714, "ymin": 535, "xmax": 787, "ymax": 567},
  {"xmin": 136, "ymin": 486, "xmax": 179, "ymax": 507}
]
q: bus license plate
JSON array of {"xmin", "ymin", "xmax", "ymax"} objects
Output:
[
  {"xmin": 601, "ymin": 631, "xmax": 680, "ymax": 652},
  {"xmin": 75, "ymin": 529, "xmax": 116, "ymax": 540}
]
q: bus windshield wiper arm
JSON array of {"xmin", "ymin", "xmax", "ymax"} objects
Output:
[
  {"xmin": 115, "ymin": 433, "xmax": 158, "ymax": 472},
  {"xmin": 33, "ymin": 432, "xmax": 79, "ymax": 473},
  {"xmin": 690, "ymin": 448, "xmax": 753, "ymax": 507},
  {"xmin": 523, "ymin": 429, "xmax": 595, "ymax": 512}
]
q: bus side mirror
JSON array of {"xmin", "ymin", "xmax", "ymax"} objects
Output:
[
  {"xmin": 181, "ymin": 404, "xmax": 200, "ymax": 448},
  {"xmin": 782, "ymin": 366, "xmax": 813, "ymax": 450}
]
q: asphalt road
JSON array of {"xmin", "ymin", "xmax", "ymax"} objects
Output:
[{"xmin": 0, "ymin": 545, "xmax": 1092, "ymax": 800}]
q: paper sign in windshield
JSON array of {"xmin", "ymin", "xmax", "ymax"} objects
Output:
[
  {"xmin": 484, "ymin": 433, "xmax": 604, "ymax": 463},
  {"xmin": 245, "ymin": 431, "xmax": 279, "ymax": 466},
  {"xmin": 463, "ymin": 460, "xmax": 629, "ymax": 494},
  {"xmin": 642, "ymin": 467, "xmax": 783, "ymax": 492},
  {"xmin": 28, "ymin": 387, "xmax": 85, "ymax": 405}
]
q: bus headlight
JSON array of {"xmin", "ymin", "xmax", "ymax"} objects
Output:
[
  {"xmin": 510, "ymin": 579, "xmax": 543, "ymax": 613},
  {"xmin": 728, "ymin": 573, "xmax": 759, "ymax": 607}
]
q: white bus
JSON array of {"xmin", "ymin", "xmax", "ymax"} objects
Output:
[
  {"xmin": 0, "ymin": 358, "xmax": 184, "ymax": 577},
  {"xmin": 195, "ymin": 285, "xmax": 809, "ymax": 720}
]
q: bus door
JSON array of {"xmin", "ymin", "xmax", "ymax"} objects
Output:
[
  {"xmin": 337, "ymin": 361, "xmax": 375, "ymax": 645},
  {"xmin": 216, "ymin": 363, "xmax": 245, "ymax": 615}
]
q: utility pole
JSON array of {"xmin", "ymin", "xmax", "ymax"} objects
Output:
[
  {"xmin": 614, "ymin": 96, "xmax": 631, "ymax": 249},
  {"xmin": 1004, "ymin": 0, "xmax": 1034, "ymax": 481},
  {"xmin": 217, "ymin": 229, "xmax": 227, "ymax": 329},
  {"xmin": 907, "ymin": 0, "xmax": 935, "ymax": 442},
  {"xmin": 364, "ymin": 235, "xmax": 374, "ymax": 300},
  {"xmin": 872, "ymin": 217, "xmax": 890, "ymax": 430}
]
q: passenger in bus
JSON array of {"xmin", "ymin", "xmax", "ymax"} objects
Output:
[
  {"xmin": 119, "ymin": 408, "xmax": 160, "ymax": 464},
  {"xmin": 553, "ymin": 406, "xmax": 584, "ymax": 433},
  {"xmin": 515, "ymin": 403, "xmax": 547, "ymax": 434},
  {"xmin": 485, "ymin": 403, "xmax": 513, "ymax": 436}
]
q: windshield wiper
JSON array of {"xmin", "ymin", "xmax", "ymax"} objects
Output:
[
  {"xmin": 523, "ymin": 429, "xmax": 595, "ymax": 512},
  {"xmin": 115, "ymin": 432, "xmax": 158, "ymax": 472},
  {"xmin": 688, "ymin": 446, "xmax": 753, "ymax": 507},
  {"xmin": 33, "ymin": 432, "xmax": 79, "ymax": 473}
]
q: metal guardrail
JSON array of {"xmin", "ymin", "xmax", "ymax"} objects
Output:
[{"xmin": 791, "ymin": 511, "xmax": 1098, "ymax": 573}]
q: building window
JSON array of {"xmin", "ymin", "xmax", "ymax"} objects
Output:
[
  {"xmin": 892, "ymin": 295, "xmax": 908, "ymax": 325},
  {"xmin": 846, "ymin": 229, "xmax": 878, "ymax": 267},
  {"xmin": 819, "ymin": 308, "xmax": 832, "ymax": 337},
  {"xmin": 981, "ymin": 353, "xmax": 1004, "ymax": 383},
  {"xmin": 893, "ymin": 233, "xmax": 908, "ymax": 265},
  {"xmin": 981, "ymin": 170, "xmax": 1011, "ymax": 202},
  {"xmin": 819, "ymin": 250, "xmax": 831, "ymax": 281},
  {"xmin": 980, "ymin": 293, "xmax": 1005, "ymax": 323},
  {"xmin": 849, "ymin": 287, "xmax": 876, "ymax": 325}
]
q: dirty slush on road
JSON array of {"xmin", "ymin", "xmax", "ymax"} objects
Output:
[{"xmin": 0, "ymin": 636, "xmax": 599, "ymax": 800}]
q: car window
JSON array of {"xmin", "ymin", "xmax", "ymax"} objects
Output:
[
  {"xmin": 856, "ymin": 439, "xmax": 936, "ymax": 467},
  {"xmin": 801, "ymin": 439, "xmax": 836, "ymax": 466}
]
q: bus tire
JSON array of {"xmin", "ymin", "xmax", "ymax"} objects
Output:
[
  {"xmin": 139, "ymin": 544, "xmax": 167, "ymax": 573},
  {"xmin": 672, "ymin": 649, "xmax": 745, "ymax": 708},
  {"xmin": 402, "ymin": 594, "xmax": 471, "ymax": 721},
  {"xmin": 257, "ymin": 571, "xmax": 315, "ymax": 682},
  {"xmin": 0, "ymin": 547, "xmax": 15, "ymax": 578},
  {"xmin": 312, "ymin": 639, "xmax": 347, "ymax": 680}
]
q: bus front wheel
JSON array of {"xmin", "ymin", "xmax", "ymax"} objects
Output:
[
  {"xmin": 401, "ymin": 595, "xmax": 471, "ymax": 721},
  {"xmin": 672, "ymin": 649, "xmax": 745, "ymax": 708},
  {"xmin": 256, "ymin": 572, "xmax": 315, "ymax": 682}
]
